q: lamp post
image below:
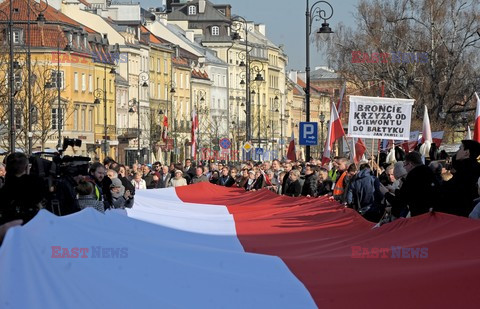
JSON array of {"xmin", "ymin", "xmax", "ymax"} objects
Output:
[
  {"xmin": 136, "ymin": 72, "xmax": 149, "ymax": 163},
  {"xmin": 273, "ymin": 91, "xmax": 281, "ymax": 158},
  {"xmin": 305, "ymin": 0, "xmax": 333, "ymax": 160},
  {"xmin": 93, "ymin": 64, "xmax": 116, "ymax": 159},
  {"xmin": 231, "ymin": 15, "xmax": 252, "ymax": 142},
  {"xmin": 166, "ymin": 81, "xmax": 176, "ymax": 163},
  {"xmin": 195, "ymin": 89, "xmax": 206, "ymax": 162},
  {"xmin": 45, "ymin": 38, "xmax": 72, "ymax": 150},
  {"xmin": 0, "ymin": 7, "xmax": 15, "ymax": 153}
]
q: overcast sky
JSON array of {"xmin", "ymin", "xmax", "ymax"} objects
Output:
[{"xmin": 142, "ymin": 0, "xmax": 359, "ymax": 70}]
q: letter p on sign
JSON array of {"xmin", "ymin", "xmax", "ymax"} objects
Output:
[{"xmin": 299, "ymin": 122, "xmax": 318, "ymax": 146}]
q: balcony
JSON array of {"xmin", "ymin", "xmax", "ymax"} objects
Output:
[{"xmin": 117, "ymin": 128, "xmax": 140, "ymax": 139}]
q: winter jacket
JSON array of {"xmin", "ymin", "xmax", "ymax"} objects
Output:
[
  {"xmin": 217, "ymin": 175, "xmax": 235, "ymax": 187},
  {"xmin": 191, "ymin": 175, "xmax": 209, "ymax": 184},
  {"xmin": 440, "ymin": 158, "xmax": 480, "ymax": 216},
  {"xmin": 301, "ymin": 173, "xmax": 318, "ymax": 197},
  {"xmin": 284, "ymin": 179, "xmax": 302, "ymax": 197},
  {"xmin": 347, "ymin": 169, "xmax": 379, "ymax": 212}
]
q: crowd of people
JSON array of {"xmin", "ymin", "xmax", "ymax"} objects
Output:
[{"xmin": 1, "ymin": 139, "xmax": 480, "ymax": 245}]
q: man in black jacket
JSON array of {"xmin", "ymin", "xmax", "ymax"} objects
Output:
[
  {"xmin": 394, "ymin": 152, "xmax": 438, "ymax": 217},
  {"xmin": 440, "ymin": 140, "xmax": 480, "ymax": 216},
  {"xmin": 301, "ymin": 165, "xmax": 318, "ymax": 197},
  {"xmin": 217, "ymin": 167, "xmax": 235, "ymax": 187}
]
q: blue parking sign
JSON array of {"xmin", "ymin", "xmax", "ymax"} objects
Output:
[
  {"xmin": 299, "ymin": 122, "xmax": 318, "ymax": 146},
  {"xmin": 255, "ymin": 148, "xmax": 264, "ymax": 156}
]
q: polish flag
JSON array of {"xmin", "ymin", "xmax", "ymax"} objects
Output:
[
  {"xmin": 336, "ymin": 82, "xmax": 347, "ymax": 116},
  {"xmin": 322, "ymin": 100, "xmax": 345, "ymax": 164},
  {"xmin": 474, "ymin": 92, "xmax": 480, "ymax": 142},
  {"xmin": 353, "ymin": 138, "xmax": 367, "ymax": 163},
  {"xmin": 287, "ymin": 132, "xmax": 296, "ymax": 161},
  {"xmin": 401, "ymin": 131, "xmax": 420, "ymax": 153},
  {"xmin": 191, "ymin": 108, "xmax": 198, "ymax": 160},
  {"xmin": 419, "ymin": 105, "xmax": 432, "ymax": 157},
  {"xmin": 432, "ymin": 131, "xmax": 444, "ymax": 147},
  {"xmin": 162, "ymin": 115, "xmax": 168, "ymax": 142},
  {"xmin": 3, "ymin": 183, "xmax": 480, "ymax": 308}
]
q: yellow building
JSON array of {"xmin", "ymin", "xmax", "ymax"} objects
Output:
[{"xmin": 0, "ymin": 0, "xmax": 101, "ymax": 157}]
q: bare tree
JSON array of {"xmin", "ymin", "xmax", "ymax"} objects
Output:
[{"xmin": 323, "ymin": 0, "xmax": 480, "ymax": 131}]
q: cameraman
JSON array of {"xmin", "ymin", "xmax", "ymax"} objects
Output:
[
  {"xmin": 0, "ymin": 153, "xmax": 45, "ymax": 225},
  {"xmin": 87, "ymin": 162, "xmax": 112, "ymax": 209}
]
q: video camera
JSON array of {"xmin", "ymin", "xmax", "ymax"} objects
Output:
[{"xmin": 29, "ymin": 138, "xmax": 91, "ymax": 216}]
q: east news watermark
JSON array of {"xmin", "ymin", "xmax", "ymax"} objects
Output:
[
  {"xmin": 51, "ymin": 52, "xmax": 128, "ymax": 64},
  {"xmin": 351, "ymin": 51, "xmax": 428, "ymax": 64},
  {"xmin": 51, "ymin": 246, "xmax": 128, "ymax": 258},
  {"xmin": 351, "ymin": 246, "xmax": 428, "ymax": 259}
]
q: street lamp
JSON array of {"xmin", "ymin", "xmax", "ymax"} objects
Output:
[
  {"xmin": 305, "ymin": 0, "xmax": 333, "ymax": 160},
  {"xmin": 195, "ymin": 89, "xmax": 206, "ymax": 162},
  {"xmin": 231, "ymin": 15, "xmax": 253, "ymax": 143},
  {"xmin": 0, "ymin": 7, "xmax": 15, "ymax": 153},
  {"xmin": 135, "ymin": 72, "xmax": 149, "ymax": 163},
  {"xmin": 45, "ymin": 37, "xmax": 73, "ymax": 150},
  {"xmin": 93, "ymin": 64, "xmax": 116, "ymax": 159}
]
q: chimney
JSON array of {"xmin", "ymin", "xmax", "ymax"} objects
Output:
[
  {"xmin": 255, "ymin": 24, "xmax": 266, "ymax": 36},
  {"xmin": 199, "ymin": 0, "xmax": 206, "ymax": 13},
  {"xmin": 289, "ymin": 70, "xmax": 298, "ymax": 83},
  {"xmin": 185, "ymin": 30, "xmax": 195, "ymax": 43}
]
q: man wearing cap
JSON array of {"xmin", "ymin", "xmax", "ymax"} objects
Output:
[
  {"xmin": 440, "ymin": 140, "xmax": 480, "ymax": 216},
  {"xmin": 108, "ymin": 178, "xmax": 133, "ymax": 209}
]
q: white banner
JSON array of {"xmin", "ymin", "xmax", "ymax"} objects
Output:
[{"xmin": 348, "ymin": 96, "xmax": 414, "ymax": 140}]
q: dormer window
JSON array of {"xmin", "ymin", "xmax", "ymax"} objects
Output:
[
  {"xmin": 211, "ymin": 26, "xmax": 219, "ymax": 36},
  {"xmin": 188, "ymin": 5, "xmax": 196, "ymax": 15},
  {"xmin": 12, "ymin": 29, "xmax": 23, "ymax": 44},
  {"xmin": 83, "ymin": 36, "xmax": 87, "ymax": 49}
]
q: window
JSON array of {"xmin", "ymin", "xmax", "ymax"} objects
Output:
[
  {"xmin": 51, "ymin": 108, "xmax": 64, "ymax": 130},
  {"xmin": 81, "ymin": 109, "xmax": 85, "ymax": 131},
  {"xmin": 157, "ymin": 84, "xmax": 161, "ymax": 99},
  {"xmin": 188, "ymin": 5, "xmax": 196, "ymax": 15},
  {"xmin": 109, "ymin": 79, "xmax": 112, "ymax": 93},
  {"xmin": 74, "ymin": 73, "xmax": 78, "ymax": 91},
  {"xmin": 180, "ymin": 73, "xmax": 183, "ymax": 88},
  {"xmin": 164, "ymin": 85, "xmax": 168, "ymax": 100},
  {"xmin": 83, "ymin": 36, "xmax": 87, "ymax": 49},
  {"xmin": 88, "ymin": 109, "xmax": 92, "ymax": 131},
  {"xmin": 15, "ymin": 107, "xmax": 23, "ymax": 130},
  {"xmin": 157, "ymin": 58, "xmax": 161, "ymax": 73},
  {"xmin": 51, "ymin": 71, "xmax": 64, "ymax": 89},
  {"xmin": 211, "ymin": 26, "xmax": 220, "ymax": 36},
  {"xmin": 73, "ymin": 108, "xmax": 78, "ymax": 130},
  {"xmin": 81, "ymin": 73, "xmax": 86, "ymax": 91},
  {"xmin": 13, "ymin": 30, "xmax": 22, "ymax": 44},
  {"xmin": 89, "ymin": 74, "xmax": 93, "ymax": 92},
  {"xmin": 164, "ymin": 59, "xmax": 168, "ymax": 74},
  {"xmin": 76, "ymin": 35, "xmax": 80, "ymax": 48}
]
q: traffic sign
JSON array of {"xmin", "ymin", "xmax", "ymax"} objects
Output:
[
  {"xmin": 255, "ymin": 148, "xmax": 264, "ymax": 156},
  {"xmin": 243, "ymin": 142, "xmax": 253, "ymax": 152},
  {"xmin": 219, "ymin": 138, "xmax": 231, "ymax": 149},
  {"xmin": 299, "ymin": 122, "xmax": 318, "ymax": 146}
]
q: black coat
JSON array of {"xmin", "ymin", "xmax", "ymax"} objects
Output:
[
  {"xmin": 397, "ymin": 164, "xmax": 439, "ymax": 216},
  {"xmin": 119, "ymin": 175, "xmax": 135, "ymax": 196},
  {"xmin": 158, "ymin": 173, "xmax": 171, "ymax": 188},
  {"xmin": 284, "ymin": 179, "xmax": 302, "ymax": 197},
  {"xmin": 440, "ymin": 158, "xmax": 480, "ymax": 216},
  {"xmin": 301, "ymin": 173, "xmax": 318, "ymax": 197}
]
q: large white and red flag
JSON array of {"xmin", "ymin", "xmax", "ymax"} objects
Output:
[
  {"xmin": 353, "ymin": 137, "xmax": 367, "ymax": 163},
  {"xmin": 2, "ymin": 183, "xmax": 480, "ymax": 308},
  {"xmin": 474, "ymin": 92, "xmax": 480, "ymax": 142},
  {"xmin": 286, "ymin": 132, "xmax": 296, "ymax": 161},
  {"xmin": 432, "ymin": 131, "xmax": 444, "ymax": 147},
  {"xmin": 322, "ymin": 100, "xmax": 345, "ymax": 164},
  {"xmin": 191, "ymin": 107, "xmax": 198, "ymax": 160},
  {"xmin": 419, "ymin": 105, "xmax": 432, "ymax": 156}
]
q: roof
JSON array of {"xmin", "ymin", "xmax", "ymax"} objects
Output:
[
  {"xmin": 191, "ymin": 69, "xmax": 210, "ymax": 80},
  {"xmin": 168, "ymin": 0, "xmax": 230, "ymax": 22},
  {"xmin": 172, "ymin": 56, "xmax": 189, "ymax": 68},
  {"xmin": 310, "ymin": 67, "xmax": 341, "ymax": 80},
  {"xmin": 296, "ymin": 78, "xmax": 328, "ymax": 95}
]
